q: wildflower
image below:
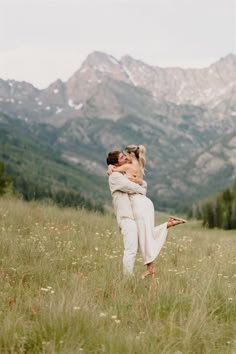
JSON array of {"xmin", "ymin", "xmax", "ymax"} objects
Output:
[
  {"xmin": 73, "ymin": 306, "xmax": 81, "ymax": 310},
  {"xmin": 40, "ymin": 288, "xmax": 49, "ymax": 292},
  {"xmin": 99, "ymin": 312, "xmax": 107, "ymax": 317},
  {"xmin": 111, "ymin": 315, "xmax": 117, "ymax": 319}
]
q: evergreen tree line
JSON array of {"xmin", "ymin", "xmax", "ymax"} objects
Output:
[
  {"xmin": 0, "ymin": 162, "xmax": 12, "ymax": 195},
  {"xmin": 0, "ymin": 162, "xmax": 104, "ymax": 213},
  {"xmin": 189, "ymin": 181, "xmax": 236, "ymax": 229}
]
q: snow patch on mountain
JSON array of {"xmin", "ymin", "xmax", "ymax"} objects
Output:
[
  {"xmin": 56, "ymin": 107, "xmax": 63, "ymax": 114},
  {"xmin": 108, "ymin": 56, "xmax": 119, "ymax": 66},
  {"xmin": 68, "ymin": 99, "xmax": 83, "ymax": 110},
  {"xmin": 122, "ymin": 66, "xmax": 137, "ymax": 86}
]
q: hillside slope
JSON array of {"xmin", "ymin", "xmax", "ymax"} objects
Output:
[{"xmin": 0, "ymin": 113, "xmax": 110, "ymax": 210}]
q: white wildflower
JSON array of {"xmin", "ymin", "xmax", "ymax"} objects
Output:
[
  {"xmin": 99, "ymin": 312, "xmax": 107, "ymax": 317},
  {"xmin": 40, "ymin": 288, "xmax": 49, "ymax": 292},
  {"xmin": 73, "ymin": 306, "xmax": 81, "ymax": 310}
]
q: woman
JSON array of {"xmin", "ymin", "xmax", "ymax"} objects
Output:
[{"xmin": 108, "ymin": 144, "xmax": 186, "ymax": 278}]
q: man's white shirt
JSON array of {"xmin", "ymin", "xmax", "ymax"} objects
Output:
[{"xmin": 108, "ymin": 172, "xmax": 147, "ymax": 226}]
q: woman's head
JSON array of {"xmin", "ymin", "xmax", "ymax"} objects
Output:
[{"xmin": 124, "ymin": 145, "xmax": 146, "ymax": 174}]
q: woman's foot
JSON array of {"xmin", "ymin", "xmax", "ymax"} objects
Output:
[
  {"xmin": 167, "ymin": 216, "xmax": 187, "ymax": 228},
  {"xmin": 141, "ymin": 264, "xmax": 156, "ymax": 279},
  {"xmin": 169, "ymin": 215, "xmax": 187, "ymax": 223}
]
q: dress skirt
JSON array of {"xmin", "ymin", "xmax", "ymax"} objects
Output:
[{"xmin": 129, "ymin": 194, "xmax": 168, "ymax": 264}]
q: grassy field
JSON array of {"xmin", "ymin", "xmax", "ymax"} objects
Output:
[{"xmin": 0, "ymin": 198, "xmax": 236, "ymax": 354}]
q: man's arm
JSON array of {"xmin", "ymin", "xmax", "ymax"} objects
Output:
[{"xmin": 109, "ymin": 172, "xmax": 147, "ymax": 195}]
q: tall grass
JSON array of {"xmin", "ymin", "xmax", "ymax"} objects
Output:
[{"xmin": 0, "ymin": 197, "xmax": 236, "ymax": 353}]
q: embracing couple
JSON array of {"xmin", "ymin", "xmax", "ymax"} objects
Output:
[{"xmin": 106, "ymin": 144, "xmax": 186, "ymax": 279}]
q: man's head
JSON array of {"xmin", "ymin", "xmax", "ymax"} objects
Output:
[{"xmin": 106, "ymin": 150, "xmax": 127, "ymax": 166}]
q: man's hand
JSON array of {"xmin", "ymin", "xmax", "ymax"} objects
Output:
[{"xmin": 128, "ymin": 175, "xmax": 143, "ymax": 185}]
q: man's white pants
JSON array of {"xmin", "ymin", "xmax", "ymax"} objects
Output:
[{"xmin": 119, "ymin": 217, "xmax": 138, "ymax": 275}]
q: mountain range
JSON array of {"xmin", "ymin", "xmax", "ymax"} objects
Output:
[{"xmin": 0, "ymin": 51, "xmax": 236, "ymax": 211}]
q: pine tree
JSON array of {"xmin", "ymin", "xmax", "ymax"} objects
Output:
[
  {"xmin": 202, "ymin": 202, "xmax": 215, "ymax": 228},
  {"xmin": 231, "ymin": 202, "xmax": 236, "ymax": 229},
  {"xmin": 0, "ymin": 162, "xmax": 12, "ymax": 196},
  {"xmin": 215, "ymin": 195, "xmax": 224, "ymax": 228}
]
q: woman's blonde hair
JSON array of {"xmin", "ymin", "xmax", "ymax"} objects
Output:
[{"xmin": 124, "ymin": 144, "xmax": 146, "ymax": 175}]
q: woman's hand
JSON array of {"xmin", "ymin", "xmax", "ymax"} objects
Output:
[{"xmin": 107, "ymin": 164, "xmax": 115, "ymax": 176}]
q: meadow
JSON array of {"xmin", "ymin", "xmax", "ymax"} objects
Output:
[{"xmin": 0, "ymin": 197, "xmax": 236, "ymax": 354}]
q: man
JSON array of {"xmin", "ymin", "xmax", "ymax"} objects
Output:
[{"xmin": 106, "ymin": 150, "xmax": 147, "ymax": 276}]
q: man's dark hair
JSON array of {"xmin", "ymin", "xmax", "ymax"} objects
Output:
[{"xmin": 106, "ymin": 151, "xmax": 120, "ymax": 165}]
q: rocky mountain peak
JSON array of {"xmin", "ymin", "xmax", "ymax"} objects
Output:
[
  {"xmin": 121, "ymin": 55, "xmax": 150, "ymax": 67},
  {"xmin": 120, "ymin": 54, "xmax": 135, "ymax": 64},
  {"xmin": 84, "ymin": 51, "xmax": 120, "ymax": 66},
  {"xmin": 67, "ymin": 51, "xmax": 122, "ymax": 81},
  {"xmin": 209, "ymin": 53, "xmax": 236, "ymax": 78},
  {"xmin": 217, "ymin": 53, "xmax": 236, "ymax": 65},
  {"xmin": 41, "ymin": 79, "xmax": 67, "ymax": 113},
  {"xmin": 45, "ymin": 79, "xmax": 65, "ymax": 95},
  {"xmin": 47, "ymin": 78, "xmax": 64, "ymax": 88},
  {"xmin": 1, "ymin": 51, "xmax": 236, "ymax": 124},
  {"xmin": 66, "ymin": 51, "xmax": 131, "ymax": 104}
]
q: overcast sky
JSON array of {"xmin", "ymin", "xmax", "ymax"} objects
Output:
[{"xmin": 0, "ymin": 0, "xmax": 235, "ymax": 88}]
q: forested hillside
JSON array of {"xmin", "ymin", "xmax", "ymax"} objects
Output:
[{"xmin": 0, "ymin": 114, "xmax": 109, "ymax": 212}]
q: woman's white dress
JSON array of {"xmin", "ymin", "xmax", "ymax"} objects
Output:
[{"xmin": 129, "ymin": 194, "xmax": 168, "ymax": 264}]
